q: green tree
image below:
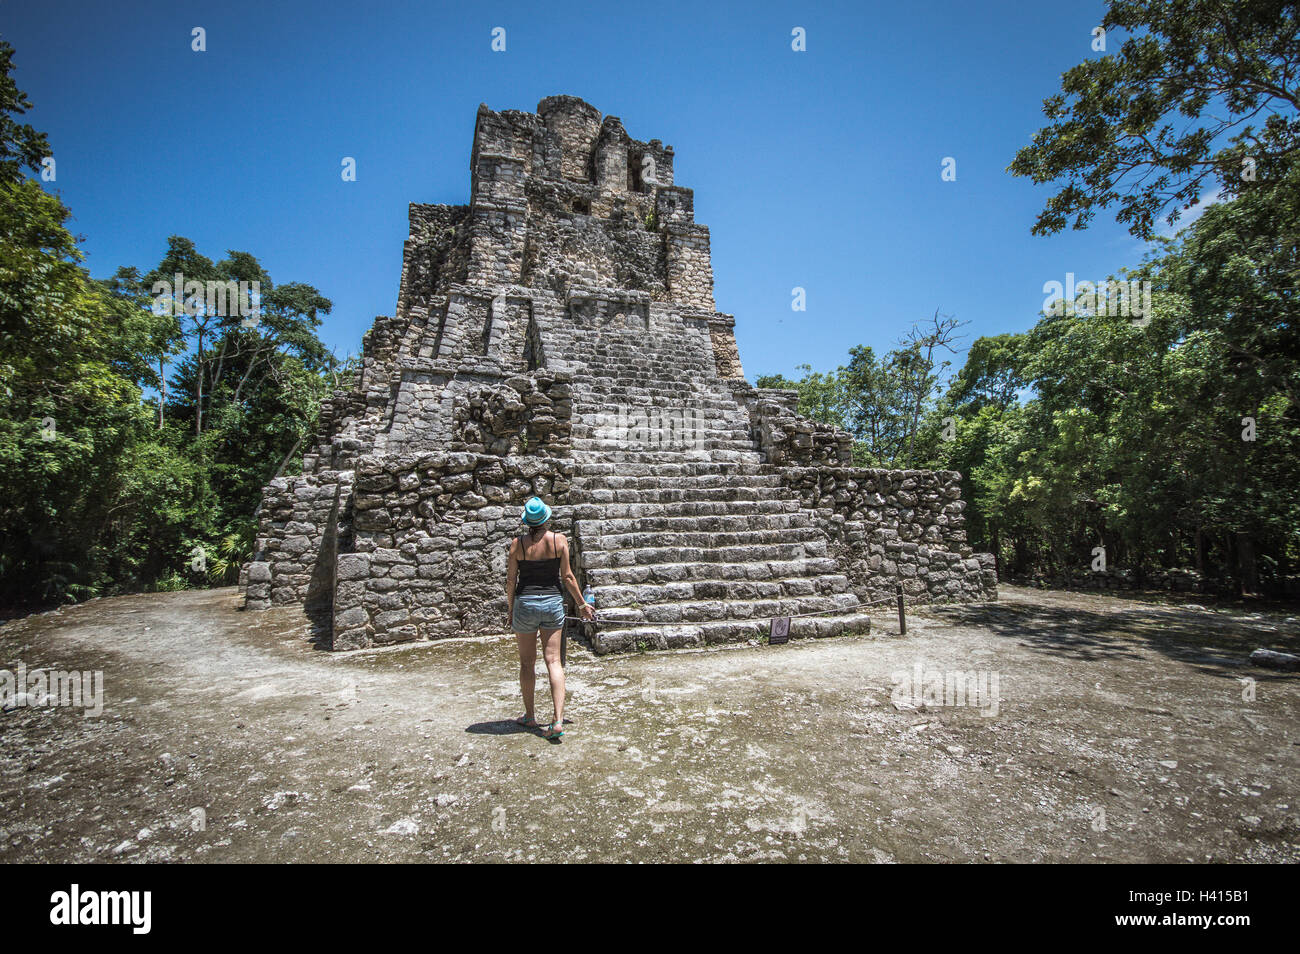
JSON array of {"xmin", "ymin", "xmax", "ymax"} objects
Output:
[
  {"xmin": 755, "ymin": 313, "xmax": 965, "ymax": 469},
  {"xmin": 0, "ymin": 41, "xmax": 48, "ymax": 186},
  {"xmin": 756, "ymin": 364, "xmax": 849, "ymax": 430},
  {"xmin": 0, "ymin": 40, "xmax": 343, "ymax": 607},
  {"xmin": 1006, "ymin": 0, "xmax": 1300, "ymax": 592},
  {"xmin": 1009, "ymin": 0, "xmax": 1300, "ymax": 240},
  {"xmin": 0, "ymin": 176, "xmax": 168, "ymax": 602}
]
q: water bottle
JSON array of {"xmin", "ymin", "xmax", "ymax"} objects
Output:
[{"xmin": 583, "ymin": 586, "xmax": 595, "ymax": 608}]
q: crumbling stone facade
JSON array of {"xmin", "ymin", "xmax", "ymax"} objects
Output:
[{"xmin": 241, "ymin": 95, "xmax": 996, "ymax": 652}]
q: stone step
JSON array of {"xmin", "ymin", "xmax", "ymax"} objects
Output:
[
  {"xmin": 573, "ymin": 398, "xmax": 742, "ymax": 416},
  {"xmin": 572, "ymin": 347, "xmax": 716, "ymax": 360},
  {"xmin": 573, "ymin": 344, "xmax": 712, "ymax": 356},
  {"xmin": 574, "ymin": 340, "xmax": 714, "ymax": 354},
  {"xmin": 588, "ymin": 611, "xmax": 876, "ymax": 654},
  {"xmin": 576, "ymin": 390, "xmax": 737, "ymax": 405},
  {"xmin": 571, "ymin": 485, "xmax": 793, "ymax": 504},
  {"xmin": 572, "ymin": 448, "xmax": 764, "ymax": 464},
  {"xmin": 574, "ymin": 462, "xmax": 773, "ymax": 478},
  {"xmin": 576, "ymin": 511, "xmax": 812, "ymax": 535},
  {"xmin": 575, "ymin": 430, "xmax": 755, "ymax": 446},
  {"xmin": 572, "ymin": 422, "xmax": 753, "ymax": 440},
  {"xmin": 591, "ymin": 573, "xmax": 852, "ymax": 607},
  {"xmin": 573, "ymin": 350, "xmax": 720, "ymax": 360},
  {"xmin": 572, "ymin": 437, "xmax": 758, "ymax": 454},
  {"xmin": 563, "ymin": 392, "xmax": 861, "ymax": 653},
  {"xmin": 573, "ymin": 415, "xmax": 749, "ymax": 430},
  {"xmin": 574, "ymin": 376, "xmax": 728, "ymax": 389},
  {"xmin": 579, "ymin": 539, "xmax": 827, "ymax": 568},
  {"xmin": 570, "ymin": 475, "xmax": 784, "ymax": 492},
  {"xmin": 575, "ymin": 378, "xmax": 725, "ymax": 391},
  {"xmin": 579, "ymin": 357, "xmax": 716, "ymax": 368},
  {"xmin": 585, "ymin": 540, "xmax": 826, "ymax": 571},
  {"xmin": 579, "ymin": 524, "xmax": 824, "ymax": 550},
  {"xmin": 594, "ymin": 591, "xmax": 859, "ymax": 624},
  {"xmin": 574, "ymin": 394, "xmax": 746, "ymax": 411},
  {"xmin": 574, "ymin": 359, "xmax": 722, "ymax": 369},
  {"xmin": 573, "ymin": 417, "xmax": 750, "ymax": 432},
  {"xmin": 575, "ymin": 416, "xmax": 748, "ymax": 432},
  {"xmin": 574, "ymin": 371, "xmax": 720, "ymax": 384},
  {"xmin": 573, "ymin": 400, "xmax": 742, "ymax": 414},
  {"xmin": 584, "ymin": 556, "xmax": 842, "ymax": 586},
  {"xmin": 572, "ymin": 499, "xmax": 800, "ymax": 519},
  {"xmin": 572, "ymin": 443, "xmax": 760, "ymax": 459},
  {"xmin": 573, "ymin": 356, "xmax": 715, "ymax": 367}
]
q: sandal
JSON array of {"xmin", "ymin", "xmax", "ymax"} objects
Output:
[
  {"xmin": 516, "ymin": 715, "xmax": 539, "ymax": 729},
  {"xmin": 545, "ymin": 721, "xmax": 564, "ymax": 740}
]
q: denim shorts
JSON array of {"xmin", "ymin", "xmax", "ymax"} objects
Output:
[{"xmin": 512, "ymin": 591, "xmax": 565, "ymax": 633}]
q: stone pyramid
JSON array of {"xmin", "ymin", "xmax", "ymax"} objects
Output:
[{"xmin": 241, "ymin": 96, "xmax": 997, "ymax": 651}]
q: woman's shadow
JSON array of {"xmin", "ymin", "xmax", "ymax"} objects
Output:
[{"xmin": 465, "ymin": 718, "xmax": 571, "ymax": 742}]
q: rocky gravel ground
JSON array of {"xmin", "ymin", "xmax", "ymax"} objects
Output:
[{"xmin": 0, "ymin": 585, "xmax": 1296, "ymax": 863}]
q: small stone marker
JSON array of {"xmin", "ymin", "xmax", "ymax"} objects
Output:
[
  {"xmin": 769, "ymin": 617, "xmax": 791, "ymax": 645},
  {"xmin": 1249, "ymin": 648, "xmax": 1300, "ymax": 671}
]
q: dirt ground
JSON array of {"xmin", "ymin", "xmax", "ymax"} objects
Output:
[{"xmin": 0, "ymin": 584, "xmax": 1296, "ymax": 863}]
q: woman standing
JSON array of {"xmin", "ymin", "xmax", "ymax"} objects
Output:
[{"xmin": 506, "ymin": 497, "xmax": 594, "ymax": 740}]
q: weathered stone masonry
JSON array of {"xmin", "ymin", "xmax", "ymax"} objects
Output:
[{"xmin": 241, "ymin": 95, "xmax": 996, "ymax": 651}]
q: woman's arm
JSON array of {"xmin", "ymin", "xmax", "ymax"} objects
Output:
[
  {"xmin": 505, "ymin": 538, "xmax": 518, "ymax": 626},
  {"xmin": 557, "ymin": 535, "xmax": 595, "ymax": 620}
]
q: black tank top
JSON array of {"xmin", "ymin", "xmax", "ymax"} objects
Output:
[{"xmin": 516, "ymin": 531, "xmax": 562, "ymax": 595}]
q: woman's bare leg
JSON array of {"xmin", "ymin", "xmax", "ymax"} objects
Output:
[
  {"xmin": 515, "ymin": 631, "xmax": 538, "ymax": 721},
  {"xmin": 539, "ymin": 628, "xmax": 565, "ymax": 729}
]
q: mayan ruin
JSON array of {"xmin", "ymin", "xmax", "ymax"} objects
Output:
[
  {"xmin": 6, "ymin": 0, "xmax": 1299, "ymax": 884},
  {"xmin": 239, "ymin": 96, "xmax": 998, "ymax": 651}
]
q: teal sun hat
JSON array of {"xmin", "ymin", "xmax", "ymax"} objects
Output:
[{"xmin": 521, "ymin": 496, "xmax": 552, "ymax": 526}]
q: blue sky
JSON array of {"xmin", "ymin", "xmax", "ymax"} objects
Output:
[{"xmin": 3, "ymin": 0, "xmax": 1157, "ymax": 381}]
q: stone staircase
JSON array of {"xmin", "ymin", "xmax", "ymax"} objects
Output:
[{"xmin": 563, "ymin": 325, "xmax": 875, "ymax": 653}]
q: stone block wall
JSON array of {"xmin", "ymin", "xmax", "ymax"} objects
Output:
[
  {"xmin": 385, "ymin": 367, "xmax": 572, "ymax": 457},
  {"xmin": 738, "ymin": 387, "xmax": 853, "ymax": 467},
  {"xmin": 537, "ymin": 96, "xmax": 602, "ymax": 183},
  {"xmin": 244, "ymin": 470, "xmax": 354, "ymax": 611},
  {"xmin": 665, "ymin": 225, "xmax": 715, "ymax": 310},
  {"xmin": 395, "ymin": 97, "xmax": 697, "ymax": 314},
  {"xmin": 420, "ymin": 286, "xmax": 534, "ymax": 366},
  {"xmin": 398, "ymin": 204, "xmax": 469, "ymax": 316},
  {"xmin": 567, "ymin": 287, "xmax": 651, "ymax": 329},
  {"xmin": 466, "ymin": 207, "xmax": 527, "ymax": 286},
  {"xmin": 519, "ymin": 203, "xmax": 665, "ymax": 298},
  {"xmin": 594, "ymin": 116, "xmax": 629, "ymax": 192},
  {"xmin": 308, "ymin": 312, "xmax": 421, "ymax": 472},
  {"xmin": 334, "ymin": 453, "xmax": 576, "ymax": 649},
  {"xmin": 447, "ymin": 369, "xmax": 572, "ymax": 454},
  {"xmin": 708, "ymin": 314, "xmax": 744, "ymax": 379},
  {"xmin": 635, "ymin": 140, "xmax": 674, "ymax": 189},
  {"xmin": 776, "ymin": 466, "xmax": 997, "ymax": 605},
  {"xmin": 537, "ymin": 298, "xmax": 719, "ymax": 382},
  {"xmin": 655, "ymin": 186, "xmax": 695, "ymax": 227}
]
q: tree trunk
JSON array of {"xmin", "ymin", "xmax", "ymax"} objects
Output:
[
  {"xmin": 272, "ymin": 434, "xmax": 304, "ymax": 481},
  {"xmin": 195, "ymin": 328, "xmax": 204, "ymax": 436},
  {"xmin": 1225, "ymin": 531, "xmax": 1239, "ymax": 595},
  {"xmin": 233, "ymin": 349, "xmax": 264, "ymax": 407},
  {"xmin": 1236, "ymin": 532, "xmax": 1259, "ymax": 596},
  {"xmin": 1194, "ymin": 526, "xmax": 1205, "ymax": 591}
]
